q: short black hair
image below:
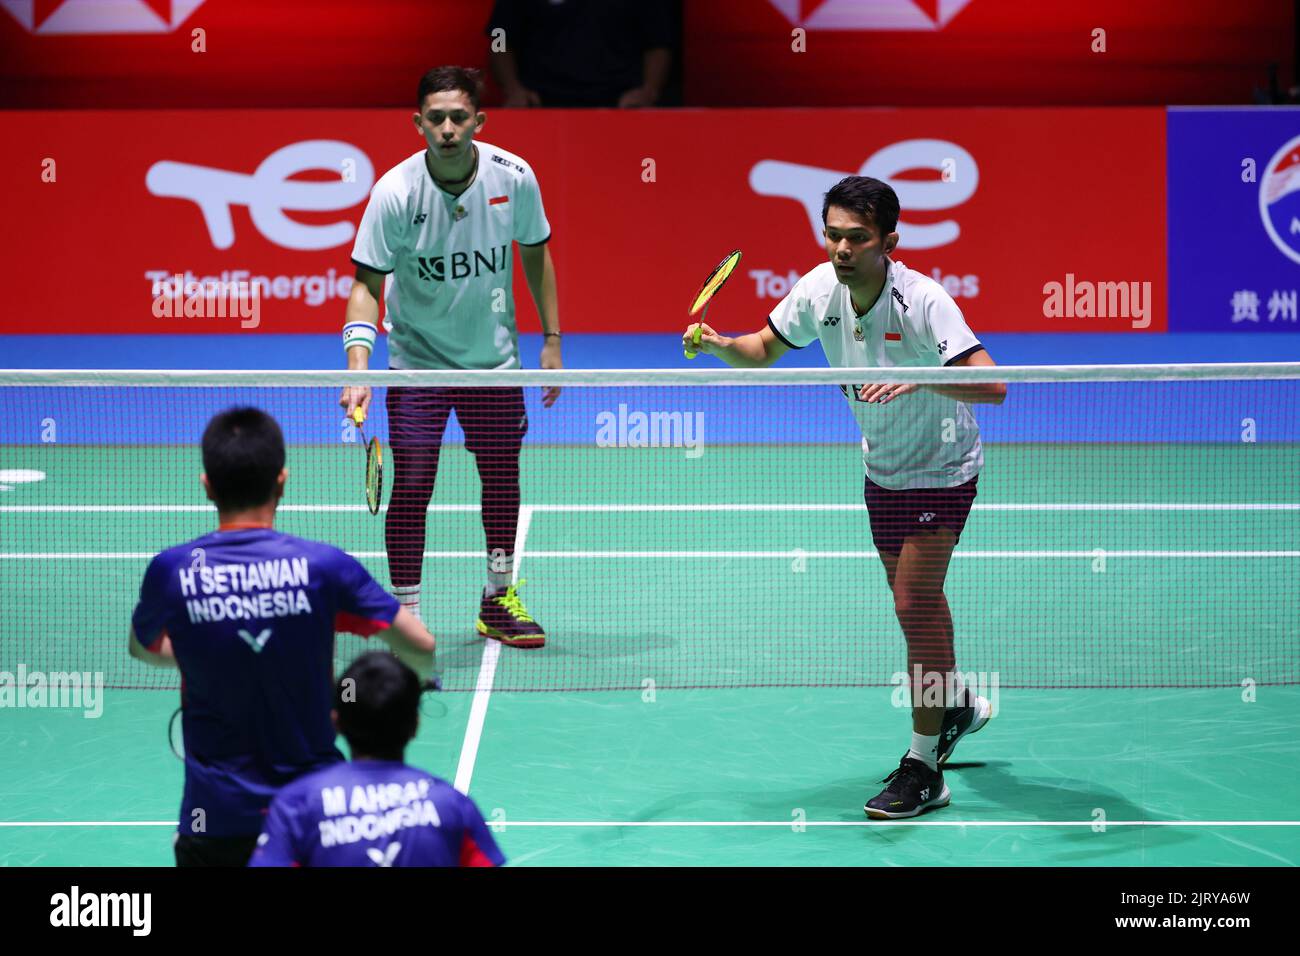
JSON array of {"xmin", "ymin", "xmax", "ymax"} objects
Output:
[
  {"xmin": 822, "ymin": 176, "xmax": 900, "ymax": 236},
  {"xmin": 335, "ymin": 652, "xmax": 421, "ymax": 762},
  {"xmin": 201, "ymin": 407, "xmax": 285, "ymax": 512},
  {"xmin": 417, "ymin": 65, "xmax": 482, "ymax": 111}
]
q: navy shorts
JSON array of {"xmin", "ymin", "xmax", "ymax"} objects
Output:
[
  {"xmin": 863, "ymin": 474, "xmax": 979, "ymax": 557},
  {"xmin": 386, "ymin": 385, "xmax": 527, "ymax": 454}
]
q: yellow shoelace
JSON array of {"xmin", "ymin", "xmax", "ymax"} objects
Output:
[{"xmin": 496, "ymin": 581, "xmax": 535, "ymax": 623}]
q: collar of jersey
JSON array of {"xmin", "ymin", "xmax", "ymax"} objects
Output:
[
  {"xmin": 428, "ymin": 144, "xmax": 480, "ymax": 198},
  {"xmin": 851, "ymin": 260, "xmax": 896, "ymax": 321},
  {"xmin": 217, "ymin": 521, "xmax": 273, "ymax": 532}
]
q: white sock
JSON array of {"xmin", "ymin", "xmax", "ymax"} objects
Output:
[
  {"xmin": 908, "ymin": 733, "xmax": 940, "ymax": 771},
  {"xmin": 393, "ymin": 584, "xmax": 421, "ymax": 621},
  {"xmin": 486, "ymin": 563, "xmax": 513, "ymax": 596}
]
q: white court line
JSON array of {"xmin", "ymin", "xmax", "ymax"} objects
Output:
[
  {"xmin": 453, "ymin": 643, "xmax": 500, "ymax": 795},
  {"xmin": 5, "ymin": 550, "xmax": 1299, "ymax": 560},
  {"xmin": 1, "ymin": 820, "xmax": 1296, "ymax": 828},
  {"xmin": 460, "ymin": 820, "xmax": 1300, "ymax": 828},
  {"xmin": 453, "ymin": 504, "xmax": 533, "ymax": 796},
  {"xmin": 3, "ymin": 502, "xmax": 1299, "ymax": 513}
]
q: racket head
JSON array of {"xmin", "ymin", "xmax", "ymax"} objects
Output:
[
  {"xmin": 418, "ymin": 673, "xmax": 446, "ymax": 716},
  {"xmin": 365, "ymin": 436, "xmax": 383, "ymax": 515},
  {"xmin": 168, "ymin": 707, "xmax": 184, "ymax": 760},
  {"xmin": 688, "ymin": 250, "xmax": 742, "ymax": 316}
]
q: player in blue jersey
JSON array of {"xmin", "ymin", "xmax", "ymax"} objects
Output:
[
  {"xmin": 249, "ymin": 651, "xmax": 504, "ymax": 867},
  {"xmin": 129, "ymin": 407, "xmax": 437, "ymax": 867}
]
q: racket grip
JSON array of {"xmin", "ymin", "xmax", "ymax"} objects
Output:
[
  {"xmin": 684, "ymin": 324, "xmax": 703, "ymax": 360},
  {"xmin": 423, "ymin": 675, "xmax": 443, "ymax": 693}
]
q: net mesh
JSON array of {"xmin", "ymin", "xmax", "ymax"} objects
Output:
[{"xmin": 1, "ymin": 365, "xmax": 1297, "ymax": 692}]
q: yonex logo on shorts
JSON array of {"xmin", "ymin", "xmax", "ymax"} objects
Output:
[{"xmin": 919, "ymin": 512, "xmax": 936, "ymax": 522}]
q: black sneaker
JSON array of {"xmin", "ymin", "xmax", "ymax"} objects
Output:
[
  {"xmin": 936, "ymin": 690, "xmax": 992, "ymax": 766},
  {"xmin": 864, "ymin": 757, "xmax": 950, "ymax": 819},
  {"xmin": 476, "ymin": 581, "xmax": 546, "ymax": 649}
]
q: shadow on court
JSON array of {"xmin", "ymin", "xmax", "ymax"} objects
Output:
[{"xmin": 602, "ymin": 759, "xmax": 1194, "ymax": 864}]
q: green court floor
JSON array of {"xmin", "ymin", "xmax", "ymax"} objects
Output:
[
  {"xmin": 2, "ymin": 685, "xmax": 1298, "ymax": 865},
  {"xmin": 1, "ymin": 441, "xmax": 1298, "ymax": 865}
]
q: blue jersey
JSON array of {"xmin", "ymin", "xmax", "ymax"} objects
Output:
[
  {"xmin": 248, "ymin": 762, "xmax": 505, "ymax": 867},
  {"xmin": 132, "ymin": 527, "xmax": 399, "ymax": 838}
]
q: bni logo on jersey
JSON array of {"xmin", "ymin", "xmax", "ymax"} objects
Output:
[{"xmin": 1260, "ymin": 134, "xmax": 1300, "ymax": 266}]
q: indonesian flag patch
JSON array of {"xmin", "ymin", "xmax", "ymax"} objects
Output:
[{"xmin": 488, "ymin": 195, "xmax": 509, "ymax": 206}]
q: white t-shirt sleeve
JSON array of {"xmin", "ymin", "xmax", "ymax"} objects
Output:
[
  {"xmin": 513, "ymin": 168, "xmax": 551, "ymax": 246},
  {"xmin": 925, "ymin": 286, "xmax": 983, "ymax": 365},
  {"xmin": 351, "ymin": 177, "xmax": 406, "ymax": 274},
  {"xmin": 767, "ymin": 274, "xmax": 818, "ymax": 349}
]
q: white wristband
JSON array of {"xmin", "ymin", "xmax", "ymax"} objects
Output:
[{"xmin": 343, "ymin": 321, "xmax": 377, "ymax": 353}]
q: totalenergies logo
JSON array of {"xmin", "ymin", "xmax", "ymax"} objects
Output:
[
  {"xmin": 749, "ymin": 139, "xmax": 979, "ymax": 250},
  {"xmin": 146, "ymin": 140, "xmax": 375, "ymax": 250},
  {"xmin": 1260, "ymin": 134, "xmax": 1300, "ymax": 266},
  {"xmin": 0, "ymin": 0, "xmax": 206, "ymax": 34},
  {"xmin": 765, "ymin": 0, "xmax": 974, "ymax": 31}
]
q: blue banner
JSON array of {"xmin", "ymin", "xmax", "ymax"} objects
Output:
[{"xmin": 1168, "ymin": 108, "xmax": 1300, "ymax": 332}]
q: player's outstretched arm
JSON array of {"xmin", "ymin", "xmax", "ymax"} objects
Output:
[
  {"xmin": 376, "ymin": 608, "xmax": 436, "ymax": 681},
  {"xmin": 683, "ymin": 323, "xmax": 789, "ymax": 369},
  {"xmin": 339, "ymin": 266, "xmax": 386, "ymax": 420},
  {"xmin": 127, "ymin": 627, "xmax": 177, "ymax": 668}
]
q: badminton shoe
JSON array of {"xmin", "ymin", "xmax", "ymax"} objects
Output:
[
  {"xmin": 865, "ymin": 756, "xmax": 950, "ymax": 819},
  {"xmin": 476, "ymin": 581, "xmax": 546, "ymax": 648},
  {"xmin": 936, "ymin": 689, "xmax": 992, "ymax": 766}
]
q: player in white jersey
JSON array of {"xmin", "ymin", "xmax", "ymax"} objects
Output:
[
  {"xmin": 684, "ymin": 177, "xmax": 1007, "ymax": 818},
  {"xmin": 340, "ymin": 66, "xmax": 559, "ymax": 648}
]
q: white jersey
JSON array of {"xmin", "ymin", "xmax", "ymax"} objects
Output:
[
  {"xmin": 351, "ymin": 141, "xmax": 550, "ymax": 370},
  {"xmin": 768, "ymin": 259, "xmax": 985, "ymax": 490}
]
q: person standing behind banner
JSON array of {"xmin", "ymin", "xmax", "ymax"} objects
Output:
[{"xmin": 485, "ymin": 0, "xmax": 676, "ymax": 108}]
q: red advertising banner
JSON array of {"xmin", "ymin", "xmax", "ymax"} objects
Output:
[
  {"xmin": 1, "ymin": 107, "xmax": 1167, "ymax": 335},
  {"xmin": 686, "ymin": 0, "xmax": 1293, "ymax": 107},
  {"xmin": 0, "ymin": 0, "xmax": 494, "ymax": 108}
]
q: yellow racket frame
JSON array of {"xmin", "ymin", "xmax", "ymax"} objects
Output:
[{"xmin": 685, "ymin": 249, "xmax": 742, "ymax": 359}]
